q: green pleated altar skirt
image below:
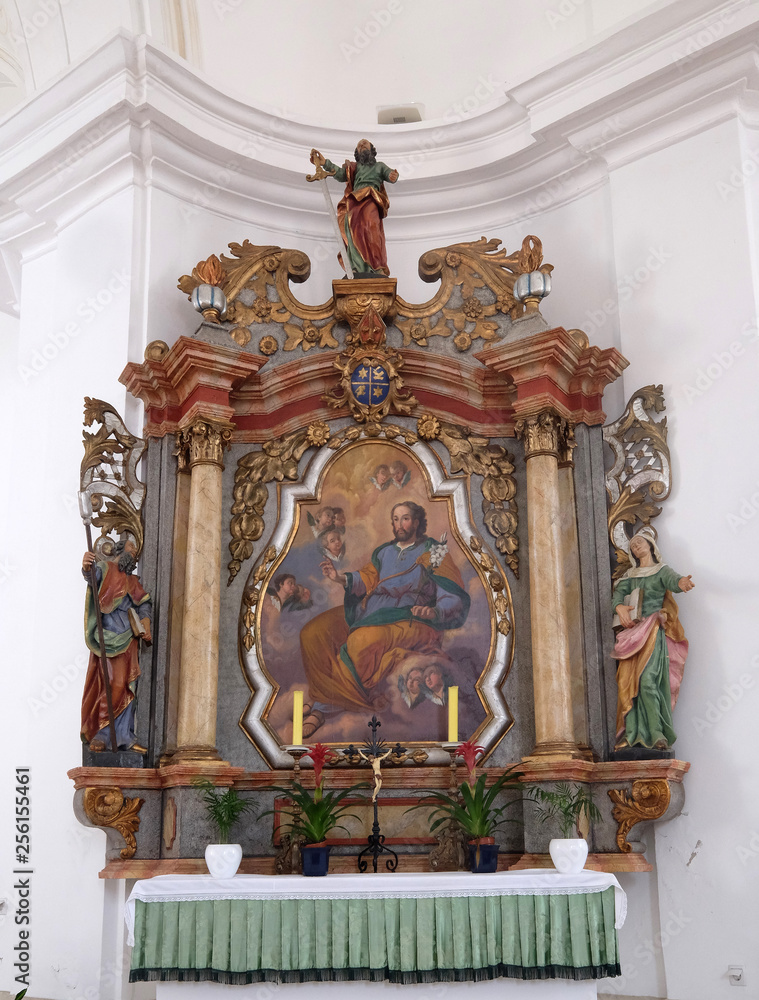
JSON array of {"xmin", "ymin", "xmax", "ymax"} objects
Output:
[{"xmin": 130, "ymin": 888, "xmax": 620, "ymax": 985}]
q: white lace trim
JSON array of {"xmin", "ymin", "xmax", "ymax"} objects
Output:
[{"xmin": 130, "ymin": 885, "xmax": 614, "ymax": 902}]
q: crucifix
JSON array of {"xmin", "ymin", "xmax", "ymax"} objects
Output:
[{"xmin": 346, "ymin": 716, "xmax": 405, "ymax": 873}]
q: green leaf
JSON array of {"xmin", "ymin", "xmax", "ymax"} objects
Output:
[
  {"xmin": 405, "ymin": 765, "xmax": 525, "ymax": 839},
  {"xmin": 529, "ymin": 782, "xmax": 600, "ymax": 838},
  {"xmin": 259, "ymin": 781, "xmax": 369, "ymax": 844},
  {"xmin": 192, "ymin": 778, "xmax": 251, "ymax": 843}
]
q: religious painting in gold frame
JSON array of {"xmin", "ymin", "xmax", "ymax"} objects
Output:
[{"xmin": 238, "ymin": 436, "xmax": 515, "ymax": 768}]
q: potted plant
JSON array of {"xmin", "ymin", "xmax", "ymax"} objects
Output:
[
  {"xmin": 193, "ymin": 778, "xmax": 251, "ymax": 879},
  {"xmin": 262, "ymin": 744, "xmax": 367, "ymax": 876},
  {"xmin": 409, "ymin": 742, "xmax": 524, "ymax": 873},
  {"xmin": 529, "ymin": 782, "xmax": 601, "ymax": 873}
]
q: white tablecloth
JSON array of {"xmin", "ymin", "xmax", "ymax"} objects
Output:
[{"xmin": 125, "ymin": 869, "xmax": 626, "ymax": 946}]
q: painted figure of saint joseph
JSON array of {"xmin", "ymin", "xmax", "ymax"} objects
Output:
[{"xmin": 299, "ymin": 502, "xmax": 470, "ymax": 738}]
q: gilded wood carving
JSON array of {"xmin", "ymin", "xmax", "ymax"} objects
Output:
[
  {"xmin": 603, "ymin": 385, "xmax": 671, "ymax": 579},
  {"xmin": 608, "ymin": 779, "xmax": 671, "ymax": 852},
  {"xmin": 177, "ymin": 236, "xmax": 552, "ymax": 355},
  {"xmin": 82, "ymin": 787, "xmax": 144, "ymax": 860},
  {"xmin": 419, "ymin": 416, "xmax": 519, "ymax": 577},
  {"xmin": 81, "ymin": 398, "xmax": 146, "ymax": 556}
]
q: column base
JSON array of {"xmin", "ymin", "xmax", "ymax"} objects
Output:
[
  {"xmin": 523, "ymin": 740, "xmax": 589, "ymax": 763},
  {"xmin": 169, "ymin": 744, "xmax": 225, "ymax": 765}
]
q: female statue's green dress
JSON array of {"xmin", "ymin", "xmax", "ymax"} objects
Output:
[{"xmin": 611, "ymin": 565, "xmax": 688, "ymax": 750}]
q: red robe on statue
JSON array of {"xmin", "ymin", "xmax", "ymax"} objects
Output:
[{"xmin": 81, "ymin": 560, "xmax": 151, "ymax": 745}]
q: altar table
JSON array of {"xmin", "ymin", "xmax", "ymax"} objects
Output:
[{"xmin": 126, "ymin": 870, "xmax": 625, "ymax": 991}]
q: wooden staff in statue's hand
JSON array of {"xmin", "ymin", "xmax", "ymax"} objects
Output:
[{"xmin": 307, "ymin": 148, "xmax": 354, "ymax": 279}]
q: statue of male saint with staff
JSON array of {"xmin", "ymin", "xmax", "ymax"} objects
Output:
[{"xmin": 308, "ymin": 139, "xmax": 399, "ymax": 278}]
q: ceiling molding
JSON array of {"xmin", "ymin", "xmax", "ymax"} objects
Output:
[{"xmin": 1, "ymin": 20, "xmax": 759, "ymax": 313}]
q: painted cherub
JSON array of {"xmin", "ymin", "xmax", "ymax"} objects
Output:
[{"xmin": 370, "ymin": 464, "xmax": 391, "ymax": 491}]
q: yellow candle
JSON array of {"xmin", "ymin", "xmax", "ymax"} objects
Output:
[
  {"xmin": 292, "ymin": 690, "xmax": 304, "ymax": 745},
  {"xmin": 447, "ymin": 686, "xmax": 459, "ymax": 743}
]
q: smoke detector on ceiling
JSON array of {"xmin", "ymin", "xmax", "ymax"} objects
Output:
[{"xmin": 377, "ymin": 104, "xmax": 424, "ymax": 125}]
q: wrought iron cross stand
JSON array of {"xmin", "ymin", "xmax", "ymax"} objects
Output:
[{"xmin": 348, "ymin": 716, "xmax": 405, "ymax": 873}]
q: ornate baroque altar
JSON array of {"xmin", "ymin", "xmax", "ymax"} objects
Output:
[{"xmin": 68, "ymin": 233, "xmax": 688, "ymax": 882}]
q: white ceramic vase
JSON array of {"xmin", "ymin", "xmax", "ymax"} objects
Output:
[
  {"xmin": 205, "ymin": 843, "xmax": 243, "ymax": 879},
  {"xmin": 548, "ymin": 838, "xmax": 588, "ymax": 874}
]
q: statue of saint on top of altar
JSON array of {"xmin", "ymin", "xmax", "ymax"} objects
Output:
[{"xmin": 309, "ymin": 140, "xmax": 399, "ymax": 277}]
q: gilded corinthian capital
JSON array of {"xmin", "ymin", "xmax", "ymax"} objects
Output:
[
  {"xmin": 178, "ymin": 418, "xmax": 233, "ymax": 469},
  {"xmin": 515, "ymin": 410, "xmax": 574, "ymax": 462}
]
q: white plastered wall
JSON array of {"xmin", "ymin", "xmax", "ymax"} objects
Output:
[{"xmin": 602, "ymin": 117, "xmax": 759, "ymax": 1000}]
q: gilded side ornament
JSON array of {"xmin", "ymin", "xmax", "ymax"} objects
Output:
[
  {"xmin": 81, "ymin": 398, "xmax": 146, "ymax": 557},
  {"xmin": 177, "ymin": 235, "xmax": 553, "ymax": 355},
  {"xmin": 241, "ymin": 545, "xmax": 277, "ymax": 651},
  {"xmin": 283, "ymin": 318, "xmax": 338, "ymax": 352},
  {"xmin": 417, "ymin": 414, "xmax": 519, "ymax": 577},
  {"xmin": 229, "ymin": 326, "xmax": 252, "ymax": 347},
  {"xmin": 178, "ymin": 241, "xmax": 334, "ymax": 354},
  {"xmin": 259, "ymin": 335, "xmax": 278, "ymax": 355},
  {"xmin": 228, "ymin": 429, "xmax": 314, "ymax": 583},
  {"xmin": 469, "ymin": 537, "xmax": 514, "ymax": 633},
  {"xmin": 603, "ymin": 385, "xmax": 671, "ymax": 579},
  {"xmin": 395, "ymin": 236, "xmax": 553, "ymax": 352},
  {"xmin": 82, "ymin": 787, "xmax": 144, "ymax": 860},
  {"xmin": 608, "ymin": 779, "xmax": 671, "ymax": 853}
]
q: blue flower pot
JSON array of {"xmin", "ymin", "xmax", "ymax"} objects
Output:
[
  {"xmin": 468, "ymin": 841, "xmax": 499, "ymax": 873},
  {"xmin": 301, "ymin": 843, "xmax": 330, "ymax": 877}
]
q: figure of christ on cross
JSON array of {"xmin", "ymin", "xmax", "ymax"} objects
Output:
[{"xmin": 357, "ymin": 747, "xmax": 393, "ymax": 802}]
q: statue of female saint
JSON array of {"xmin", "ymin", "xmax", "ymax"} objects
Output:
[{"xmin": 612, "ymin": 529, "xmax": 694, "ymax": 751}]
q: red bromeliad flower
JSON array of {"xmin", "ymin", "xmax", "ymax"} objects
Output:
[
  {"xmin": 456, "ymin": 741, "xmax": 485, "ymax": 786},
  {"xmin": 302, "ymin": 743, "xmax": 337, "ymax": 790}
]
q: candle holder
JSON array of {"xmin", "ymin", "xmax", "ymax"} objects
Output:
[
  {"xmin": 440, "ymin": 741, "xmax": 461, "ymax": 793},
  {"xmin": 276, "ymin": 744, "xmax": 309, "ymax": 874},
  {"xmin": 427, "ymin": 741, "xmax": 468, "ymax": 872}
]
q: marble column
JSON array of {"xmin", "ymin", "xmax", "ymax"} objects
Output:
[
  {"xmin": 558, "ymin": 461, "xmax": 592, "ymax": 755},
  {"xmin": 173, "ymin": 416, "xmax": 232, "ymax": 763},
  {"xmin": 517, "ymin": 410, "xmax": 585, "ymax": 761},
  {"xmin": 160, "ymin": 452, "xmax": 191, "ymax": 764}
]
